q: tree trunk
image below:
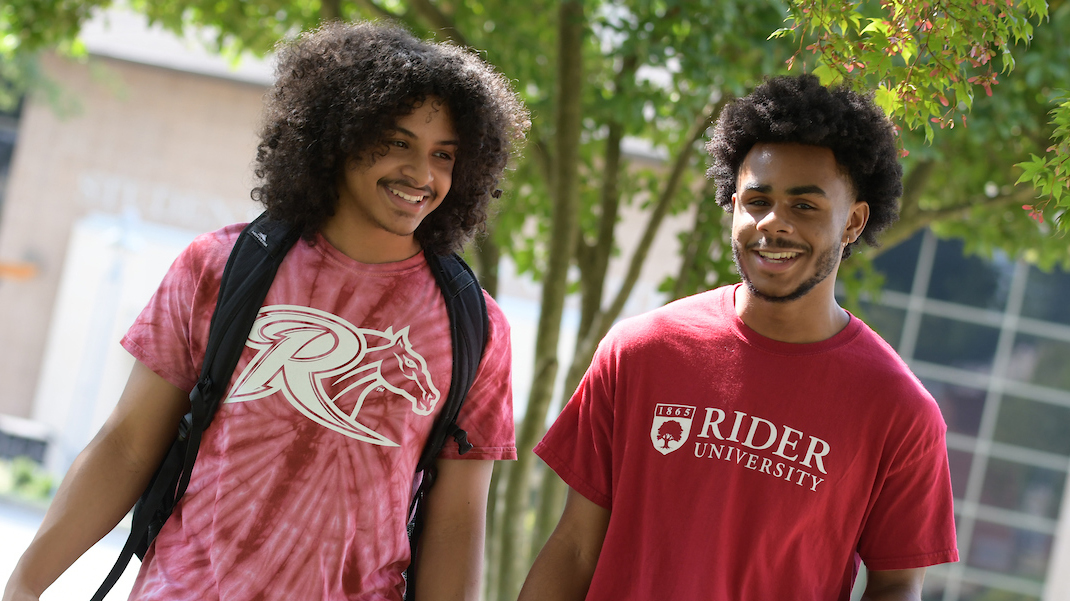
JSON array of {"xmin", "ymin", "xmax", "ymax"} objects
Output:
[
  {"xmin": 529, "ymin": 119, "xmax": 627, "ymax": 552},
  {"xmin": 321, "ymin": 0, "xmax": 341, "ymax": 21},
  {"xmin": 562, "ymin": 103, "xmax": 722, "ymax": 402},
  {"xmin": 494, "ymin": 3, "xmax": 585, "ymax": 600},
  {"xmin": 473, "ymin": 228, "xmax": 502, "ymax": 298},
  {"xmin": 483, "ymin": 459, "xmax": 508, "ymax": 601},
  {"xmin": 671, "ymin": 178, "xmax": 723, "ymax": 300}
]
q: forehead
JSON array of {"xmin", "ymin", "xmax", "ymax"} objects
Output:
[
  {"xmin": 394, "ymin": 97, "xmax": 457, "ymax": 137},
  {"xmin": 738, "ymin": 143, "xmax": 852, "ymax": 196}
]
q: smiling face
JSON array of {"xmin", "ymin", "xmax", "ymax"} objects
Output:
[
  {"xmin": 731, "ymin": 143, "xmax": 869, "ymax": 304},
  {"xmin": 330, "ymin": 97, "xmax": 458, "ymax": 263}
]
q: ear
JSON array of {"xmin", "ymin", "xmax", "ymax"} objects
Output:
[{"xmin": 843, "ymin": 201, "xmax": 870, "ymax": 245}]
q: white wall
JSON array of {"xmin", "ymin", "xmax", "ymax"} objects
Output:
[{"xmin": 32, "ymin": 214, "xmax": 198, "ymax": 474}]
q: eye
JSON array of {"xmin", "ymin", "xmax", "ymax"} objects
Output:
[
  {"xmin": 387, "ymin": 139, "xmax": 408, "ymax": 149},
  {"xmin": 794, "ymin": 201, "xmax": 816, "ymax": 210},
  {"xmin": 434, "ymin": 150, "xmax": 455, "ymax": 161}
]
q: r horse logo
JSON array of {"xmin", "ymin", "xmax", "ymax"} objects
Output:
[
  {"xmin": 225, "ymin": 305, "xmax": 441, "ymax": 446},
  {"xmin": 650, "ymin": 404, "xmax": 697, "ymax": 455}
]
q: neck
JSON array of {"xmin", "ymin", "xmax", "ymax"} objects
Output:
[
  {"xmin": 733, "ymin": 282, "xmax": 850, "ymax": 344},
  {"xmin": 320, "ymin": 213, "xmax": 422, "ymax": 264}
]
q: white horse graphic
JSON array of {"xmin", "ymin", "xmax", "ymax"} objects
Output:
[{"xmin": 225, "ymin": 305, "xmax": 440, "ymax": 446}]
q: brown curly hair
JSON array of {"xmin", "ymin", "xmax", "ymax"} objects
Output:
[
  {"xmin": 251, "ymin": 21, "xmax": 529, "ymax": 255},
  {"xmin": 707, "ymin": 74, "xmax": 902, "ymax": 259}
]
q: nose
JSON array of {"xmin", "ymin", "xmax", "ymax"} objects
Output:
[
  {"xmin": 755, "ymin": 204, "xmax": 793, "ymax": 235},
  {"xmin": 401, "ymin": 152, "xmax": 434, "ymax": 188}
]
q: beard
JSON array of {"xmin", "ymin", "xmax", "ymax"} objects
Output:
[{"xmin": 732, "ymin": 238, "xmax": 841, "ymax": 303}]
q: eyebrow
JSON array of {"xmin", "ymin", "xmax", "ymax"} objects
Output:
[
  {"xmin": 394, "ymin": 126, "xmax": 460, "ymax": 147},
  {"xmin": 743, "ymin": 183, "xmax": 827, "ymax": 197}
]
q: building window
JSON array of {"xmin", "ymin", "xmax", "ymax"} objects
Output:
[{"xmin": 869, "ymin": 229, "xmax": 1070, "ymax": 601}]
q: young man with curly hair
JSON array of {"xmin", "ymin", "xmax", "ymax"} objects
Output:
[
  {"xmin": 520, "ymin": 75, "xmax": 958, "ymax": 601},
  {"xmin": 5, "ymin": 22, "xmax": 528, "ymax": 601}
]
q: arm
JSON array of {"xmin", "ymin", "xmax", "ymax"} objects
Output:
[
  {"xmin": 860, "ymin": 568, "xmax": 926, "ymax": 601},
  {"xmin": 413, "ymin": 458, "xmax": 494, "ymax": 601},
  {"xmin": 3, "ymin": 361, "xmax": 190, "ymax": 601},
  {"xmin": 517, "ymin": 487, "xmax": 611, "ymax": 601}
]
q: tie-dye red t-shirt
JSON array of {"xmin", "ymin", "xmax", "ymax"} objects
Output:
[{"xmin": 121, "ymin": 223, "xmax": 516, "ymax": 601}]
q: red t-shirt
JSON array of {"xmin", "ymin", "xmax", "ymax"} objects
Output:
[
  {"xmin": 122, "ymin": 224, "xmax": 516, "ymax": 600},
  {"xmin": 536, "ymin": 284, "xmax": 958, "ymax": 600}
]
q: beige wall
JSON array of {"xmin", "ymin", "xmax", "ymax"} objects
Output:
[{"xmin": 0, "ymin": 53, "xmax": 267, "ymax": 418}]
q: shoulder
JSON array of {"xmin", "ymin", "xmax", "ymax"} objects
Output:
[
  {"xmin": 176, "ymin": 223, "xmax": 247, "ymax": 277},
  {"xmin": 848, "ymin": 322, "xmax": 930, "ymax": 396},
  {"xmin": 846, "ymin": 321, "xmax": 947, "ymax": 437},
  {"xmin": 483, "ymin": 290, "xmax": 508, "ymax": 325},
  {"xmin": 603, "ymin": 287, "xmax": 728, "ymax": 353},
  {"xmin": 482, "ymin": 291, "xmax": 511, "ymax": 343}
]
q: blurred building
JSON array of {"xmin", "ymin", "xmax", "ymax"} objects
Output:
[
  {"xmin": 0, "ymin": 12, "xmax": 273, "ymax": 474},
  {"xmin": 865, "ymin": 232, "xmax": 1070, "ymax": 601},
  {"xmin": 0, "ymin": 9, "xmax": 1067, "ymax": 601}
]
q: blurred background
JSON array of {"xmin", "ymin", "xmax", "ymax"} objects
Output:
[{"xmin": 1, "ymin": 2, "xmax": 1068, "ymax": 600}]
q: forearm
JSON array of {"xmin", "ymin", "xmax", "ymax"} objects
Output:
[
  {"xmin": 860, "ymin": 590, "xmax": 921, "ymax": 601},
  {"xmin": 412, "ymin": 507, "xmax": 484, "ymax": 601},
  {"xmin": 5, "ymin": 430, "xmax": 157, "ymax": 597},
  {"xmin": 861, "ymin": 567, "xmax": 925, "ymax": 601},
  {"xmin": 412, "ymin": 460, "xmax": 493, "ymax": 601},
  {"xmin": 517, "ymin": 488, "xmax": 609, "ymax": 601},
  {"xmin": 4, "ymin": 361, "xmax": 188, "ymax": 600},
  {"xmin": 517, "ymin": 534, "xmax": 600, "ymax": 601}
]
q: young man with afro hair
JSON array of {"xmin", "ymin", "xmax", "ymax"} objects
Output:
[
  {"xmin": 520, "ymin": 74, "xmax": 958, "ymax": 601},
  {"xmin": 5, "ymin": 21, "xmax": 528, "ymax": 601}
]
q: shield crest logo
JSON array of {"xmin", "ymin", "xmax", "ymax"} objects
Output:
[{"xmin": 650, "ymin": 404, "xmax": 697, "ymax": 455}]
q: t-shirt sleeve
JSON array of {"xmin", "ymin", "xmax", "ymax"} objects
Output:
[
  {"xmin": 121, "ymin": 230, "xmax": 231, "ymax": 393},
  {"xmin": 533, "ymin": 330, "xmax": 619, "ymax": 509},
  {"xmin": 857, "ymin": 402, "xmax": 960, "ymax": 570},
  {"xmin": 438, "ymin": 291, "xmax": 516, "ymax": 461}
]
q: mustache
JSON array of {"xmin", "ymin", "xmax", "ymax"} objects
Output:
[
  {"xmin": 745, "ymin": 238, "xmax": 810, "ymax": 253},
  {"xmin": 380, "ymin": 178, "xmax": 433, "ymax": 196}
]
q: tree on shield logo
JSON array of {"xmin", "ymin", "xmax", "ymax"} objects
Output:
[{"xmin": 650, "ymin": 404, "xmax": 696, "ymax": 455}]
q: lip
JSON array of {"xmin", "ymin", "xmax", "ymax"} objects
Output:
[
  {"xmin": 745, "ymin": 242, "xmax": 809, "ymax": 274},
  {"xmin": 382, "ymin": 183, "xmax": 432, "ymax": 211},
  {"xmin": 750, "ymin": 250, "xmax": 799, "ymax": 273}
]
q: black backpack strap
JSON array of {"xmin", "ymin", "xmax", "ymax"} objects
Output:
[
  {"xmin": 418, "ymin": 251, "xmax": 489, "ymax": 470},
  {"xmin": 174, "ymin": 213, "xmax": 299, "ymax": 510},
  {"xmin": 92, "ymin": 212, "xmax": 298, "ymax": 601},
  {"xmin": 403, "ymin": 250, "xmax": 489, "ymax": 600}
]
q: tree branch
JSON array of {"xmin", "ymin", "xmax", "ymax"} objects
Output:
[
  {"xmin": 408, "ymin": 0, "xmax": 469, "ymax": 46},
  {"xmin": 671, "ymin": 177, "xmax": 720, "ymax": 300},
  {"xmin": 560, "ymin": 101, "xmax": 725, "ymax": 406},
  {"xmin": 321, "ymin": 0, "xmax": 342, "ymax": 21},
  {"xmin": 353, "ymin": 0, "xmax": 403, "ymax": 21},
  {"xmin": 576, "ymin": 54, "xmax": 638, "ymax": 338},
  {"xmin": 876, "ymin": 185, "xmax": 1038, "ymax": 254},
  {"xmin": 530, "ymin": 135, "xmax": 554, "ymax": 192},
  {"xmin": 595, "ymin": 101, "xmax": 723, "ymax": 334},
  {"xmin": 898, "ymin": 158, "xmax": 936, "ymax": 224}
]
